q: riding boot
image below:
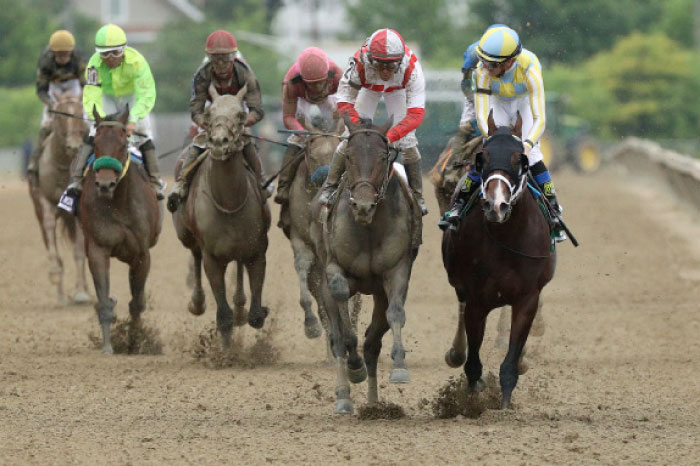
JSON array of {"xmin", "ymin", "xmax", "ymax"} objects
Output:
[
  {"xmin": 531, "ymin": 161, "xmax": 567, "ymax": 242},
  {"xmin": 273, "ymin": 144, "xmax": 304, "ymax": 205},
  {"xmin": 66, "ymin": 137, "xmax": 94, "ymax": 197},
  {"xmin": 318, "ymin": 141, "xmax": 347, "ymax": 206},
  {"xmin": 167, "ymin": 144, "xmax": 204, "ymax": 213},
  {"xmin": 438, "ymin": 169, "xmax": 481, "ymax": 231},
  {"xmin": 404, "ymin": 160, "xmax": 428, "ymax": 216},
  {"xmin": 139, "ymin": 139, "xmax": 165, "ymax": 200},
  {"xmin": 27, "ymin": 127, "xmax": 51, "ymax": 184},
  {"xmin": 243, "ymin": 141, "xmax": 271, "ymax": 199}
]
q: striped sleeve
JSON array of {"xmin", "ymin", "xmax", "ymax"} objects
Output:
[
  {"xmin": 474, "ymin": 68, "xmax": 491, "ymax": 137},
  {"xmin": 525, "ymin": 66, "xmax": 546, "ymax": 144}
]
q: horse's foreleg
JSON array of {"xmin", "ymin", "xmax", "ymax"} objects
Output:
[
  {"xmin": 231, "ymin": 262, "xmax": 247, "ymax": 325},
  {"xmin": 500, "ymin": 293, "xmax": 539, "ymax": 409},
  {"xmin": 291, "ymin": 236, "xmax": 322, "ymax": 339},
  {"xmin": 464, "ymin": 312, "xmax": 487, "ymax": 392},
  {"xmin": 127, "ymin": 252, "xmax": 151, "ymax": 353},
  {"xmin": 202, "ymin": 252, "xmax": 233, "ymax": 347},
  {"xmin": 383, "ymin": 260, "xmax": 411, "ymax": 384},
  {"xmin": 39, "ymin": 198, "xmax": 65, "ymax": 305},
  {"xmin": 187, "ymin": 248, "xmax": 205, "ymax": 316},
  {"xmin": 496, "ymin": 306, "xmax": 511, "ymax": 349},
  {"xmin": 87, "ymin": 242, "xmax": 114, "ymax": 354},
  {"xmin": 363, "ymin": 292, "xmax": 390, "ymax": 406},
  {"xmin": 445, "ymin": 301, "xmax": 467, "ymax": 368},
  {"xmin": 72, "ymin": 224, "xmax": 90, "ymax": 304},
  {"xmin": 326, "ymin": 263, "xmax": 365, "ymax": 384},
  {"xmin": 245, "ymin": 256, "xmax": 268, "ymax": 329}
]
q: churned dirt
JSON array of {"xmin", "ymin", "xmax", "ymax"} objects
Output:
[{"xmin": 1, "ymin": 167, "xmax": 699, "ymax": 465}]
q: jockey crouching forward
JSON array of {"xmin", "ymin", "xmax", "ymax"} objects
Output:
[
  {"xmin": 27, "ymin": 30, "xmax": 87, "ymax": 183},
  {"xmin": 438, "ymin": 25, "xmax": 567, "ymax": 242},
  {"xmin": 66, "ymin": 24, "xmax": 164, "ymax": 199},
  {"xmin": 318, "ymin": 28, "xmax": 429, "ymax": 216},
  {"xmin": 167, "ymin": 30, "xmax": 266, "ymax": 213}
]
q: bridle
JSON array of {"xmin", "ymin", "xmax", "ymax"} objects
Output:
[
  {"xmin": 207, "ymin": 114, "xmax": 244, "ymax": 161},
  {"xmin": 346, "ymin": 128, "xmax": 393, "ymax": 206}
]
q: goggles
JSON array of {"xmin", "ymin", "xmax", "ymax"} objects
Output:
[
  {"xmin": 371, "ymin": 59, "xmax": 401, "ymax": 72},
  {"xmin": 98, "ymin": 47, "xmax": 124, "ymax": 59},
  {"xmin": 208, "ymin": 53, "xmax": 235, "ymax": 65},
  {"xmin": 479, "ymin": 58, "xmax": 504, "ymax": 70}
]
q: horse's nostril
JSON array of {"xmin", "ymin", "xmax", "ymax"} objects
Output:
[{"xmin": 499, "ymin": 202, "xmax": 509, "ymax": 213}]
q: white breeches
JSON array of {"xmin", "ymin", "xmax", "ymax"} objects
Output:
[
  {"xmin": 88, "ymin": 93, "xmax": 154, "ymax": 146},
  {"xmin": 353, "ymin": 88, "xmax": 417, "ymax": 150},
  {"xmin": 488, "ymin": 95, "xmax": 543, "ymax": 164},
  {"xmin": 40, "ymin": 79, "xmax": 84, "ymax": 127}
]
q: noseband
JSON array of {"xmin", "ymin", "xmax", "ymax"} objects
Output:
[{"xmin": 207, "ymin": 115, "xmax": 243, "ymax": 161}]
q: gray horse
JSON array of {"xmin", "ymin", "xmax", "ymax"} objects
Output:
[
  {"xmin": 28, "ymin": 92, "xmax": 90, "ymax": 305},
  {"xmin": 172, "ymin": 84, "xmax": 270, "ymax": 346},
  {"xmin": 310, "ymin": 116, "xmax": 420, "ymax": 414}
]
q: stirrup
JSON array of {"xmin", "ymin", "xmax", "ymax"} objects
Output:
[{"xmin": 554, "ymin": 229, "xmax": 567, "ymax": 243}]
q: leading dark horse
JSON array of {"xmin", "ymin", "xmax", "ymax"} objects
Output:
[
  {"xmin": 80, "ymin": 107, "xmax": 163, "ymax": 353},
  {"xmin": 442, "ymin": 113, "xmax": 556, "ymax": 408}
]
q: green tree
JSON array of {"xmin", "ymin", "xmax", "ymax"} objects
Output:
[{"xmin": 657, "ymin": 0, "xmax": 694, "ymax": 44}]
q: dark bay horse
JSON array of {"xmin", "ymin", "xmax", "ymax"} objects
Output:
[
  {"xmin": 80, "ymin": 107, "xmax": 163, "ymax": 354},
  {"xmin": 310, "ymin": 116, "xmax": 420, "ymax": 414},
  {"xmin": 442, "ymin": 113, "xmax": 556, "ymax": 408},
  {"xmin": 172, "ymin": 84, "xmax": 269, "ymax": 347},
  {"xmin": 28, "ymin": 92, "xmax": 90, "ymax": 305}
]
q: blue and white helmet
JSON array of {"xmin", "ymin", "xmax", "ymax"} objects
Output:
[{"xmin": 476, "ymin": 26, "xmax": 522, "ymax": 63}]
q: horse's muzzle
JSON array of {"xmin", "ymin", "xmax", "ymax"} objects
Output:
[
  {"xmin": 350, "ymin": 197, "xmax": 377, "ymax": 225},
  {"xmin": 483, "ymin": 199, "xmax": 512, "ymax": 223}
]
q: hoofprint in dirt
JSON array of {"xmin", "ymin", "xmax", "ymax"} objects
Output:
[{"xmin": 1, "ymin": 168, "xmax": 699, "ymax": 465}]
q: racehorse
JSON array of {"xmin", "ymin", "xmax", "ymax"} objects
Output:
[
  {"xmin": 79, "ymin": 106, "xmax": 163, "ymax": 354},
  {"xmin": 172, "ymin": 84, "xmax": 270, "ymax": 347},
  {"xmin": 442, "ymin": 112, "xmax": 556, "ymax": 409},
  {"xmin": 310, "ymin": 115, "xmax": 421, "ymax": 414},
  {"xmin": 28, "ymin": 91, "xmax": 90, "ymax": 305}
]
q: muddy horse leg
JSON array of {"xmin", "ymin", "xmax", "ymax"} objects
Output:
[
  {"xmin": 464, "ymin": 309, "xmax": 487, "ymax": 392},
  {"xmin": 363, "ymin": 292, "xmax": 390, "ymax": 406},
  {"xmin": 127, "ymin": 252, "xmax": 151, "ymax": 352},
  {"xmin": 500, "ymin": 292, "xmax": 539, "ymax": 409},
  {"xmin": 188, "ymin": 248, "xmax": 206, "ymax": 316},
  {"xmin": 445, "ymin": 301, "xmax": 467, "ymax": 368},
  {"xmin": 383, "ymin": 259, "xmax": 411, "ymax": 384},
  {"xmin": 39, "ymin": 197, "xmax": 65, "ymax": 305},
  {"xmin": 231, "ymin": 262, "xmax": 247, "ymax": 326},
  {"xmin": 202, "ymin": 252, "xmax": 233, "ymax": 347},
  {"xmin": 245, "ymin": 255, "xmax": 269, "ymax": 329},
  {"xmin": 291, "ymin": 236, "xmax": 322, "ymax": 338},
  {"xmin": 72, "ymin": 224, "xmax": 90, "ymax": 304},
  {"xmin": 87, "ymin": 242, "xmax": 115, "ymax": 354}
]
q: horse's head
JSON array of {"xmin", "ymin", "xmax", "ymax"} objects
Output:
[
  {"xmin": 343, "ymin": 114, "xmax": 393, "ymax": 225},
  {"xmin": 51, "ymin": 91, "xmax": 88, "ymax": 153},
  {"xmin": 475, "ymin": 111, "xmax": 529, "ymax": 223},
  {"xmin": 205, "ymin": 84, "xmax": 247, "ymax": 161},
  {"xmin": 301, "ymin": 116, "xmax": 344, "ymax": 176},
  {"xmin": 92, "ymin": 105, "xmax": 129, "ymax": 199}
]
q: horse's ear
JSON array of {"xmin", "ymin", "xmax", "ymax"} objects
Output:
[
  {"xmin": 208, "ymin": 83, "xmax": 220, "ymax": 100},
  {"xmin": 514, "ymin": 111, "xmax": 523, "ymax": 138},
  {"xmin": 519, "ymin": 153, "xmax": 529, "ymax": 175},
  {"xmin": 92, "ymin": 104, "xmax": 102, "ymax": 124},
  {"xmin": 50, "ymin": 89, "xmax": 59, "ymax": 102},
  {"xmin": 487, "ymin": 110, "xmax": 497, "ymax": 136},
  {"xmin": 119, "ymin": 104, "xmax": 130, "ymax": 124},
  {"xmin": 379, "ymin": 116, "xmax": 394, "ymax": 135},
  {"xmin": 475, "ymin": 151, "xmax": 485, "ymax": 174},
  {"xmin": 300, "ymin": 115, "xmax": 315, "ymax": 133},
  {"xmin": 343, "ymin": 112, "xmax": 357, "ymax": 132},
  {"xmin": 235, "ymin": 83, "xmax": 248, "ymax": 103}
]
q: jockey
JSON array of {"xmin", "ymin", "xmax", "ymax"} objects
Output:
[
  {"xmin": 167, "ymin": 30, "xmax": 266, "ymax": 213},
  {"xmin": 318, "ymin": 28, "xmax": 429, "ymax": 215},
  {"xmin": 66, "ymin": 24, "xmax": 164, "ymax": 199},
  {"xmin": 273, "ymin": 47, "xmax": 343, "ymax": 206},
  {"xmin": 439, "ymin": 25, "xmax": 567, "ymax": 242},
  {"xmin": 27, "ymin": 30, "xmax": 87, "ymax": 182}
]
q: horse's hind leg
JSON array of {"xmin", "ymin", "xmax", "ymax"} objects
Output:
[
  {"xmin": 188, "ymin": 248, "xmax": 205, "ymax": 316},
  {"xmin": 363, "ymin": 292, "xmax": 390, "ymax": 406},
  {"xmin": 383, "ymin": 260, "xmax": 411, "ymax": 384},
  {"xmin": 464, "ymin": 312, "xmax": 487, "ymax": 392},
  {"xmin": 291, "ymin": 236, "xmax": 322, "ymax": 339},
  {"xmin": 445, "ymin": 301, "xmax": 467, "ymax": 368},
  {"xmin": 127, "ymin": 252, "xmax": 151, "ymax": 353},
  {"xmin": 499, "ymin": 292, "xmax": 539, "ymax": 409},
  {"xmin": 202, "ymin": 252, "xmax": 233, "ymax": 347},
  {"xmin": 245, "ymin": 256, "xmax": 269, "ymax": 330},
  {"xmin": 87, "ymin": 243, "xmax": 114, "ymax": 354},
  {"xmin": 71, "ymin": 223, "xmax": 90, "ymax": 304},
  {"xmin": 39, "ymin": 198, "xmax": 65, "ymax": 305}
]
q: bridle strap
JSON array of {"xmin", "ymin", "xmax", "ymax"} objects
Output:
[
  {"xmin": 482, "ymin": 172, "xmax": 526, "ymax": 203},
  {"xmin": 347, "ymin": 128, "xmax": 388, "ymax": 143},
  {"xmin": 97, "ymin": 120, "xmax": 125, "ymax": 129}
]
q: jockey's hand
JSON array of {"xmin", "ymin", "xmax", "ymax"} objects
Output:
[
  {"xmin": 524, "ymin": 143, "xmax": 533, "ymax": 156},
  {"xmin": 126, "ymin": 121, "xmax": 136, "ymax": 137},
  {"xmin": 244, "ymin": 114, "xmax": 257, "ymax": 127}
]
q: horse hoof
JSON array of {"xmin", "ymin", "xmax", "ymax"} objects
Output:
[
  {"xmin": 444, "ymin": 348, "xmax": 466, "ymax": 368},
  {"xmin": 248, "ymin": 306, "xmax": 269, "ymax": 329},
  {"xmin": 304, "ymin": 317, "xmax": 322, "ymax": 339},
  {"xmin": 102, "ymin": 345, "xmax": 114, "ymax": 355},
  {"xmin": 73, "ymin": 291, "xmax": 91, "ymax": 305},
  {"xmin": 500, "ymin": 394, "xmax": 512, "ymax": 410},
  {"xmin": 468, "ymin": 377, "xmax": 486, "ymax": 393},
  {"xmin": 188, "ymin": 300, "xmax": 205, "ymax": 316},
  {"xmin": 390, "ymin": 368, "xmax": 410, "ymax": 384},
  {"xmin": 334, "ymin": 399, "xmax": 354, "ymax": 415},
  {"xmin": 347, "ymin": 362, "xmax": 367, "ymax": 384}
]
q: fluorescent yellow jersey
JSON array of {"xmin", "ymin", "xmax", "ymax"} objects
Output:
[{"xmin": 473, "ymin": 49, "xmax": 546, "ymax": 145}]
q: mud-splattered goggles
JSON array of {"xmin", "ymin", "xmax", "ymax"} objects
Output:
[{"xmin": 99, "ymin": 47, "xmax": 125, "ymax": 59}]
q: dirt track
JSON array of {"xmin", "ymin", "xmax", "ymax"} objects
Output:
[{"xmin": 1, "ymin": 168, "xmax": 700, "ymax": 465}]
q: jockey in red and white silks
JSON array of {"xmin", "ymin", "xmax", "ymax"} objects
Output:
[{"xmin": 320, "ymin": 28, "xmax": 428, "ymax": 215}]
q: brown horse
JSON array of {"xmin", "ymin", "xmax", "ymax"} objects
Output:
[
  {"xmin": 310, "ymin": 116, "xmax": 420, "ymax": 414},
  {"xmin": 80, "ymin": 107, "xmax": 163, "ymax": 354},
  {"xmin": 172, "ymin": 84, "xmax": 270, "ymax": 346},
  {"xmin": 28, "ymin": 92, "xmax": 90, "ymax": 305},
  {"xmin": 442, "ymin": 113, "xmax": 556, "ymax": 409}
]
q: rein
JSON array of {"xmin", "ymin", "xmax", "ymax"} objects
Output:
[{"xmin": 482, "ymin": 220, "xmax": 551, "ymax": 259}]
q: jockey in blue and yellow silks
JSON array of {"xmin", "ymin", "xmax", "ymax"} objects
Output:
[{"xmin": 439, "ymin": 25, "xmax": 566, "ymax": 242}]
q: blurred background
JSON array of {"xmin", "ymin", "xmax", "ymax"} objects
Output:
[{"xmin": 1, "ymin": 0, "xmax": 699, "ymax": 176}]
